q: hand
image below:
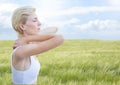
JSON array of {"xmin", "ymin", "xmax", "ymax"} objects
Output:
[{"xmin": 13, "ymin": 38, "xmax": 27, "ymax": 49}]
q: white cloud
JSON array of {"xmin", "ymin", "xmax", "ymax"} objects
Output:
[
  {"xmin": 69, "ymin": 18, "xmax": 80, "ymax": 24},
  {"xmin": 0, "ymin": 3, "xmax": 19, "ymax": 13},
  {"xmin": 107, "ymin": 0, "xmax": 120, "ymax": 6},
  {"xmin": 37, "ymin": 6, "xmax": 120, "ymax": 19},
  {"xmin": 75, "ymin": 19, "xmax": 120, "ymax": 31},
  {"xmin": 42, "ymin": 18, "xmax": 80, "ymax": 28},
  {"xmin": 30, "ymin": 0, "xmax": 64, "ymax": 10},
  {"xmin": 0, "ymin": 3, "xmax": 19, "ymax": 28},
  {"xmin": 65, "ymin": 6, "xmax": 120, "ymax": 14}
]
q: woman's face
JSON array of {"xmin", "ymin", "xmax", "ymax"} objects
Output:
[{"xmin": 23, "ymin": 13, "xmax": 41, "ymax": 35}]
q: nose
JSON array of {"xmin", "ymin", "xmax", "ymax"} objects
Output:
[{"xmin": 38, "ymin": 20, "xmax": 41, "ymax": 26}]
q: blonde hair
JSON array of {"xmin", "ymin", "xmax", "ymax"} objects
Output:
[{"xmin": 12, "ymin": 6, "xmax": 36, "ymax": 35}]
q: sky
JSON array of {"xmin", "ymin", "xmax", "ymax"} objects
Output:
[{"xmin": 0, "ymin": 0, "xmax": 120, "ymax": 40}]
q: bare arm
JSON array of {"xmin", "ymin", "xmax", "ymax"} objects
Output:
[
  {"xmin": 39, "ymin": 26, "xmax": 58, "ymax": 35},
  {"xmin": 13, "ymin": 34, "xmax": 64, "ymax": 59},
  {"xmin": 22, "ymin": 34, "xmax": 54, "ymax": 43},
  {"xmin": 22, "ymin": 27, "xmax": 58, "ymax": 43},
  {"xmin": 13, "ymin": 27, "xmax": 57, "ymax": 49}
]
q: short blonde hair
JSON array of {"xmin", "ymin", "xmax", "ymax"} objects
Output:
[{"xmin": 12, "ymin": 6, "xmax": 36, "ymax": 35}]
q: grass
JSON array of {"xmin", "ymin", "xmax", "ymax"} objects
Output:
[{"xmin": 0, "ymin": 40, "xmax": 120, "ymax": 85}]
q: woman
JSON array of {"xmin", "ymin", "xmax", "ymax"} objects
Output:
[{"xmin": 11, "ymin": 6, "xmax": 64, "ymax": 84}]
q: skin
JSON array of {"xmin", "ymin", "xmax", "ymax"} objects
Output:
[{"xmin": 12, "ymin": 13, "xmax": 64, "ymax": 84}]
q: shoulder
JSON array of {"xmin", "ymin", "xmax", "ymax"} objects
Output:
[{"xmin": 12, "ymin": 46, "xmax": 22, "ymax": 59}]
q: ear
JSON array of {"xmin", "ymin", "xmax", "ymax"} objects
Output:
[{"xmin": 19, "ymin": 23, "xmax": 26, "ymax": 31}]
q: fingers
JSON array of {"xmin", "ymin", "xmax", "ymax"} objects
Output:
[
  {"xmin": 13, "ymin": 40, "xmax": 18, "ymax": 49},
  {"xmin": 13, "ymin": 39, "xmax": 27, "ymax": 49},
  {"xmin": 12, "ymin": 39, "xmax": 21, "ymax": 49},
  {"xmin": 13, "ymin": 44, "xmax": 18, "ymax": 49}
]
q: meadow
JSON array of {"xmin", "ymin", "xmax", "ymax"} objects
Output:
[{"xmin": 0, "ymin": 40, "xmax": 120, "ymax": 85}]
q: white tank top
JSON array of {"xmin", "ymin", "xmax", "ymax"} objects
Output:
[{"xmin": 10, "ymin": 47, "xmax": 40, "ymax": 84}]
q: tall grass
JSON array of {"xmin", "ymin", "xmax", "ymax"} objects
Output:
[{"xmin": 0, "ymin": 40, "xmax": 120, "ymax": 85}]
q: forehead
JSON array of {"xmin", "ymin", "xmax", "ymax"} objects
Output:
[{"xmin": 27, "ymin": 13, "xmax": 38, "ymax": 20}]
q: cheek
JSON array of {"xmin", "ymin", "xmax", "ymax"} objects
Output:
[
  {"xmin": 29, "ymin": 23, "xmax": 36, "ymax": 29},
  {"xmin": 26, "ymin": 23, "xmax": 37, "ymax": 31},
  {"xmin": 25, "ymin": 23, "xmax": 38, "ymax": 34}
]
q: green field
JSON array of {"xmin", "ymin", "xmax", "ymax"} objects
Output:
[{"xmin": 0, "ymin": 40, "xmax": 120, "ymax": 85}]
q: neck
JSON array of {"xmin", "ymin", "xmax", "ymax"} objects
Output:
[
  {"xmin": 18, "ymin": 33, "xmax": 29, "ymax": 39},
  {"xmin": 18, "ymin": 33, "xmax": 38, "ymax": 44}
]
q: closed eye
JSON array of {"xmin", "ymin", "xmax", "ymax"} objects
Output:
[
  {"xmin": 33, "ymin": 17, "xmax": 38, "ymax": 22},
  {"xmin": 33, "ymin": 19, "xmax": 38, "ymax": 22}
]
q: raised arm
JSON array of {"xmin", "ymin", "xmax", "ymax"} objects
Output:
[
  {"xmin": 13, "ymin": 27, "xmax": 58, "ymax": 48},
  {"xmin": 39, "ymin": 27, "xmax": 58, "ymax": 35},
  {"xmin": 24, "ymin": 27, "xmax": 58, "ymax": 43},
  {"xmin": 13, "ymin": 34, "xmax": 64, "ymax": 59}
]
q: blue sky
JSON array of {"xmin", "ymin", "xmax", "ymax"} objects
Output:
[{"xmin": 0, "ymin": 0, "xmax": 120, "ymax": 40}]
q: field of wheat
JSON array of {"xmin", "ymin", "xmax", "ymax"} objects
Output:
[{"xmin": 0, "ymin": 40, "xmax": 120, "ymax": 85}]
